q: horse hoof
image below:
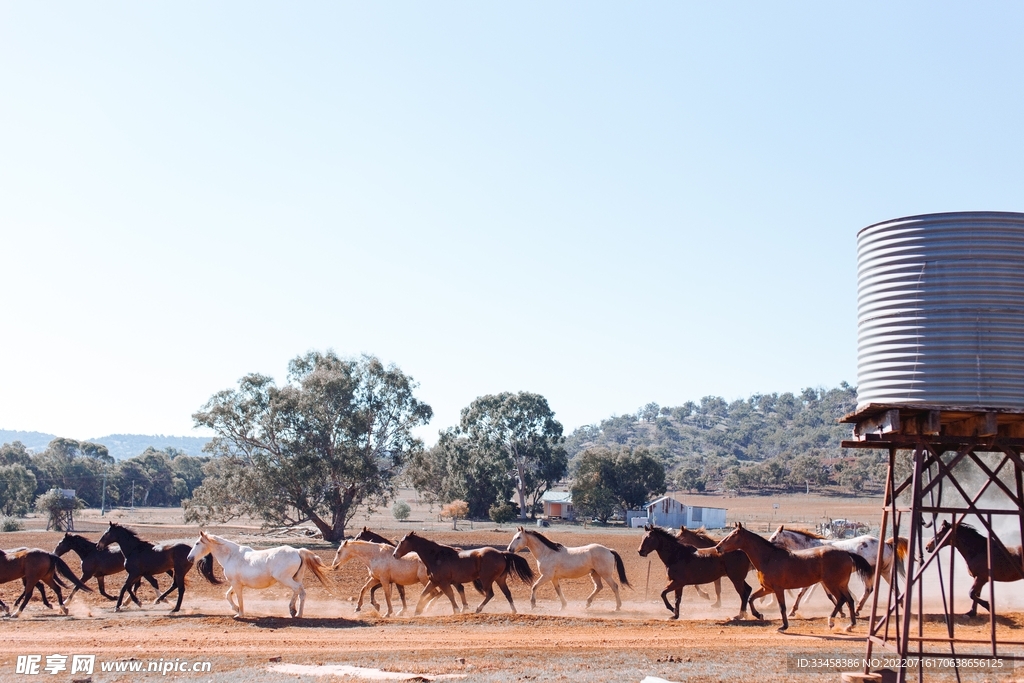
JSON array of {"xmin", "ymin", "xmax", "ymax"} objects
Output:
[
  {"xmin": 777, "ymin": 626, "xmax": 788, "ymax": 632},
  {"xmin": 844, "ymin": 625, "xmax": 854, "ymax": 633}
]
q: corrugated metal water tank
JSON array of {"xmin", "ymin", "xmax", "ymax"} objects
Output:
[{"xmin": 857, "ymin": 211, "xmax": 1024, "ymax": 410}]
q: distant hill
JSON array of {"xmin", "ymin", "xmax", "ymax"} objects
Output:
[
  {"xmin": 0, "ymin": 429, "xmax": 57, "ymax": 451},
  {"xmin": 88, "ymin": 434, "xmax": 212, "ymax": 461},
  {"xmin": 0, "ymin": 429, "xmax": 211, "ymax": 460}
]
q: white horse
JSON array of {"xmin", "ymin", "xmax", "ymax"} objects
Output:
[
  {"xmin": 768, "ymin": 526, "xmax": 907, "ymax": 615},
  {"xmin": 507, "ymin": 527, "xmax": 629, "ymax": 610},
  {"xmin": 187, "ymin": 531, "xmax": 332, "ymax": 618},
  {"xmin": 331, "ymin": 540, "xmax": 450, "ymax": 616}
]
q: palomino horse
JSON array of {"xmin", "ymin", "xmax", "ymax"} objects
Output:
[
  {"xmin": 925, "ymin": 520, "xmax": 1024, "ymax": 618},
  {"xmin": 715, "ymin": 522, "xmax": 873, "ymax": 631},
  {"xmin": 188, "ymin": 531, "xmax": 331, "ymax": 618},
  {"xmin": 394, "ymin": 532, "xmax": 533, "ymax": 615},
  {"xmin": 0, "ymin": 547, "xmax": 92, "ymax": 617},
  {"xmin": 507, "ymin": 527, "xmax": 628, "ymax": 610},
  {"xmin": 639, "ymin": 526, "xmax": 752, "ymax": 620},
  {"xmin": 97, "ymin": 522, "xmax": 215, "ymax": 613},
  {"xmin": 333, "ymin": 540, "xmax": 435, "ymax": 616},
  {"xmin": 352, "ymin": 527, "xmax": 463, "ymax": 613},
  {"xmin": 676, "ymin": 526, "xmax": 751, "ymax": 606},
  {"xmin": 54, "ymin": 533, "xmax": 168, "ymax": 604},
  {"xmin": 768, "ymin": 526, "xmax": 907, "ymax": 616}
]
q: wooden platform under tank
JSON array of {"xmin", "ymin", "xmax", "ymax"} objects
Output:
[{"xmin": 841, "ymin": 402, "xmax": 1024, "ymax": 442}]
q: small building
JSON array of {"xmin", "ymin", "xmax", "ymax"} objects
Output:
[
  {"xmin": 539, "ymin": 491, "xmax": 574, "ymax": 521},
  {"xmin": 640, "ymin": 496, "xmax": 727, "ymax": 529}
]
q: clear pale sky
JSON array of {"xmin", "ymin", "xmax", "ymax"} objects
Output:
[{"xmin": 2, "ymin": 4, "xmax": 1022, "ymax": 443}]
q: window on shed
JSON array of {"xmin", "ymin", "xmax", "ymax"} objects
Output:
[{"xmin": 692, "ymin": 507, "xmax": 703, "ymax": 522}]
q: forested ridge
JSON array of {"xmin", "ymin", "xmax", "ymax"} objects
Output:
[{"xmin": 565, "ymin": 383, "xmax": 885, "ymax": 495}]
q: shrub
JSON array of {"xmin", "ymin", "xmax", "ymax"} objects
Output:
[
  {"xmin": 392, "ymin": 499, "xmax": 411, "ymax": 521},
  {"xmin": 0, "ymin": 516, "xmax": 24, "ymax": 532},
  {"xmin": 488, "ymin": 501, "xmax": 518, "ymax": 524},
  {"xmin": 440, "ymin": 500, "xmax": 469, "ymax": 530}
]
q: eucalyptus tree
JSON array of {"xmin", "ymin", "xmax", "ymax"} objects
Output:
[
  {"xmin": 458, "ymin": 392, "xmax": 567, "ymax": 521},
  {"xmin": 187, "ymin": 352, "xmax": 431, "ymax": 542}
]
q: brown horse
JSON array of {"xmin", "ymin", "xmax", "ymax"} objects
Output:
[
  {"xmin": 97, "ymin": 522, "xmax": 217, "ymax": 613},
  {"xmin": 0, "ymin": 547, "xmax": 92, "ymax": 617},
  {"xmin": 639, "ymin": 526, "xmax": 752, "ymax": 620},
  {"xmin": 925, "ymin": 520, "xmax": 1024, "ymax": 618},
  {"xmin": 393, "ymin": 532, "xmax": 533, "ymax": 615},
  {"xmin": 676, "ymin": 526, "xmax": 751, "ymax": 607},
  {"xmin": 714, "ymin": 522, "xmax": 873, "ymax": 631}
]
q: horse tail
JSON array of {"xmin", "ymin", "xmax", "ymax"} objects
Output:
[
  {"xmin": 503, "ymin": 552, "xmax": 534, "ymax": 582},
  {"xmin": 53, "ymin": 555, "xmax": 92, "ymax": 593},
  {"xmin": 196, "ymin": 554, "xmax": 221, "ymax": 585},
  {"xmin": 472, "ymin": 579, "xmax": 484, "ymax": 594},
  {"xmin": 887, "ymin": 537, "xmax": 909, "ymax": 578},
  {"xmin": 847, "ymin": 551, "xmax": 874, "ymax": 584},
  {"xmin": 610, "ymin": 550, "xmax": 630, "ymax": 587},
  {"xmin": 298, "ymin": 549, "xmax": 335, "ymax": 595}
]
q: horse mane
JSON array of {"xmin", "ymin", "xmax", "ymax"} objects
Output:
[
  {"xmin": 526, "ymin": 529, "xmax": 565, "ymax": 551},
  {"xmin": 402, "ymin": 533, "xmax": 459, "ymax": 560},
  {"xmin": 356, "ymin": 527, "xmax": 395, "ymax": 546},
  {"xmin": 787, "ymin": 527, "xmax": 826, "ymax": 540},
  {"xmin": 111, "ymin": 524, "xmax": 154, "ymax": 550},
  {"xmin": 678, "ymin": 526, "xmax": 715, "ymax": 543}
]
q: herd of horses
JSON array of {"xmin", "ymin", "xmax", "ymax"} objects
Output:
[{"xmin": 0, "ymin": 518, "xmax": 1020, "ymax": 632}]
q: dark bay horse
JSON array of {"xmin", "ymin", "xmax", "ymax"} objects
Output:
[
  {"xmin": 715, "ymin": 522, "xmax": 873, "ymax": 632},
  {"xmin": 54, "ymin": 533, "xmax": 168, "ymax": 604},
  {"xmin": 925, "ymin": 520, "xmax": 1024, "ymax": 618},
  {"xmin": 639, "ymin": 526, "xmax": 752, "ymax": 620},
  {"xmin": 394, "ymin": 532, "xmax": 533, "ymax": 615},
  {"xmin": 96, "ymin": 522, "xmax": 217, "ymax": 613},
  {"xmin": 0, "ymin": 547, "xmax": 92, "ymax": 616},
  {"xmin": 676, "ymin": 526, "xmax": 751, "ymax": 606}
]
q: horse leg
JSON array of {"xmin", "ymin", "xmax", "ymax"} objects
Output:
[
  {"xmin": 224, "ymin": 586, "xmax": 239, "ymax": 617},
  {"xmin": 356, "ymin": 575, "xmax": 377, "ymax": 612},
  {"xmin": 47, "ymin": 578, "xmax": 68, "ymax": 615},
  {"xmin": 169, "ymin": 570, "xmax": 186, "ymax": 613},
  {"xmin": 495, "ymin": 575, "xmax": 516, "ymax": 614},
  {"xmin": 380, "ymin": 579, "xmax": 394, "ymax": 617},
  {"xmin": 454, "ymin": 583, "xmax": 469, "ymax": 613},
  {"xmin": 95, "ymin": 574, "xmax": 118, "ymax": 601},
  {"xmin": 414, "ymin": 580, "xmax": 441, "ymax": 615},
  {"xmin": 968, "ymin": 576, "xmax": 989, "ymax": 617},
  {"xmin": 585, "ymin": 570, "xmax": 604, "ymax": 608},
  {"xmin": 774, "ymin": 589, "xmax": 789, "ymax": 631},
  {"xmin": 550, "ymin": 579, "xmax": 569, "ymax": 611},
  {"xmin": 746, "ymin": 586, "xmax": 771, "ymax": 621},
  {"xmin": 674, "ymin": 586, "xmax": 683, "ymax": 620},
  {"xmin": 395, "ymin": 584, "xmax": 407, "ymax": 614},
  {"xmin": 694, "ymin": 585, "xmax": 710, "ymax": 600},
  {"xmin": 660, "ymin": 585, "xmax": 676, "ymax": 614},
  {"xmin": 711, "ymin": 578, "xmax": 722, "ymax": 608},
  {"xmin": 114, "ymin": 575, "xmax": 137, "ymax": 612},
  {"xmin": 790, "ymin": 584, "xmax": 811, "ymax": 616},
  {"xmin": 474, "ymin": 580, "xmax": 496, "ymax": 614},
  {"xmin": 530, "ymin": 572, "xmax": 553, "ymax": 609}
]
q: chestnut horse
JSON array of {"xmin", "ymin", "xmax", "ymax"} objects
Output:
[
  {"xmin": 0, "ymin": 547, "xmax": 92, "ymax": 617},
  {"xmin": 394, "ymin": 532, "xmax": 533, "ymax": 615},
  {"xmin": 714, "ymin": 522, "xmax": 873, "ymax": 631},
  {"xmin": 925, "ymin": 520, "xmax": 1024, "ymax": 618},
  {"xmin": 639, "ymin": 526, "xmax": 752, "ymax": 620}
]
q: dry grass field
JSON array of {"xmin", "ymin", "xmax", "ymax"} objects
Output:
[{"xmin": 0, "ymin": 493, "xmax": 1020, "ymax": 682}]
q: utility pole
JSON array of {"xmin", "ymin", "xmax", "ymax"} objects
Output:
[{"xmin": 100, "ymin": 469, "xmax": 107, "ymax": 516}]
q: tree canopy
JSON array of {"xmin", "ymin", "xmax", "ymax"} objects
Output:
[
  {"xmin": 570, "ymin": 445, "xmax": 666, "ymax": 522},
  {"xmin": 407, "ymin": 391, "xmax": 567, "ymax": 520},
  {"xmin": 186, "ymin": 351, "xmax": 432, "ymax": 542}
]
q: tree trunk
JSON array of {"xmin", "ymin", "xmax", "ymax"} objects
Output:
[{"xmin": 516, "ymin": 460, "xmax": 528, "ymax": 521}]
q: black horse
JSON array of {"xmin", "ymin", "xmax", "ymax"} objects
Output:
[
  {"xmin": 54, "ymin": 533, "xmax": 169, "ymax": 604},
  {"xmin": 639, "ymin": 525, "xmax": 753, "ymax": 620},
  {"xmin": 96, "ymin": 522, "xmax": 217, "ymax": 613}
]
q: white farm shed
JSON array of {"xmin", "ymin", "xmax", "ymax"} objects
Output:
[{"xmin": 643, "ymin": 496, "xmax": 727, "ymax": 529}]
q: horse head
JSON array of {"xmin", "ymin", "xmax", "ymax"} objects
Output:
[
  {"xmin": 767, "ymin": 525, "xmax": 784, "ymax": 543},
  {"xmin": 53, "ymin": 533, "xmax": 74, "ymax": 556},
  {"xmin": 331, "ymin": 540, "xmax": 351, "ymax": 569},
  {"xmin": 507, "ymin": 528, "xmax": 527, "ymax": 554},
  {"xmin": 714, "ymin": 522, "xmax": 744, "ymax": 554},
  {"xmin": 925, "ymin": 520, "xmax": 953, "ymax": 553},
  {"xmin": 95, "ymin": 521, "xmax": 119, "ymax": 551},
  {"xmin": 393, "ymin": 532, "xmax": 416, "ymax": 559},
  {"xmin": 187, "ymin": 530, "xmax": 213, "ymax": 563}
]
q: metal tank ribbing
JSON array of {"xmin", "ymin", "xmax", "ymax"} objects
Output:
[{"xmin": 856, "ymin": 211, "xmax": 1024, "ymax": 410}]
